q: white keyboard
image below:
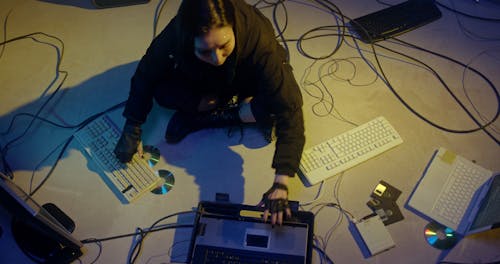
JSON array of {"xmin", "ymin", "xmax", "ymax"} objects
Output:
[
  {"xmin": 74, "ymin": 115, "xmax": 161, "ymax": 203},
  {"xmin": 299, "ymin": 116, "xmax": 403, "ymax": 185},
  {"xmin": 433, "ymin": 158, "xmax": 489, "ymax": 225}
]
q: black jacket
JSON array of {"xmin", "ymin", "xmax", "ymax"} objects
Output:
[{"xmin": 123, "ymin": 0, "xmax": 305, "ymax": 176}]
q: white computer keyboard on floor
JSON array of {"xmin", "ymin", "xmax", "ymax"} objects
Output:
[
  {"xmin": 299, "ymin": 116, "xmax": 403, "ymax": 185},
  {"xmin": 74, "ymin": 114, "xmax": 161, "ymax": 203}
]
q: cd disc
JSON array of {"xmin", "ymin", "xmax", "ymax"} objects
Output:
[
  {"xmin": 142, "ymin": 145, "xmax": 161, "ymax": 168},
  {"xmin": 424, "ymin": 221, "xmax": 458, "ymax": 250},
  {"xmin": 151, "ymin": 169, "xmax": 175, "ymax": 195}
]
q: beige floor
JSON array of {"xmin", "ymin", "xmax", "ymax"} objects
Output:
[{"xmin": 1, "ymin": 0, "xmax": 500, "ymax": 263}]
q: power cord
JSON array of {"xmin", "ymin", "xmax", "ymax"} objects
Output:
[
  {"xmin": 0, "ymin": 8, "xmax": 13, "ymax": 61},
  {"xmin": 302, "ymin": 172, "xmax": 352, "ymax": 264},
  {"xmin": 127, "ymin": 210, "xmax": 197, "ymax": 264},
  {"xmin": 153, "ymin": 0, "xmax": 169, "ymax": 39},
  {"xmin": 291, "ymin": 1, "xmax": 500, "ymax": 145},
  {"xmin": 387, "ymin": 37, "xmax": 500, "ymax": 142},
  {"xmin": 0, "ymin": 30, "xmax": 67, "ymax": 179},
  {"xmin": 80, "ymin": 210, "xmax": 196, "ymax": 264}
]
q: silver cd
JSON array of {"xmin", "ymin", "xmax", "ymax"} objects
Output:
[
  {"xmin": 151, "ymin": 169, "xmax": 175, "ymax": 195},
  {"xmin": 142, "ymin": 145, "xmax": 161, "ymax": 168},
  {"xmin": 424, "ymin": 221, "xmax": 458, "ymax": 250}
]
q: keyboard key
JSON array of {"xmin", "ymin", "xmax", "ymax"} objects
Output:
[
  {"xmin": 74, "ymin": 115, "xmax": 160, "ymax": 203},
  {"xmin": 299, "ymin": 116, "xmax": 403, "ymax": 185}
]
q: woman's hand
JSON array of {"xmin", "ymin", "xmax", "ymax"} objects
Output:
[
  {"xmin": 258, "ymin": 175, "xmax": 292, "ymax": 225},
  {"xmin": 114, "ymin": 121, "xmax": 143, "ymax": 163}
]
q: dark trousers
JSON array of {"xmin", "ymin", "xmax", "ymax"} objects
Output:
[{"xmin": 151, "ymin": 75, "xmax": 272, "ymax": 126}]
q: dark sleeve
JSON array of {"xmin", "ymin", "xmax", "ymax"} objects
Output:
[
  {"xmin": 122, "ymin": 19, "xmax": 177, "ymax": 124},
  {"xmin": 267, "ymin": 52, "xmax": 305, "ymax": 177},
  {"xmin": 248, "ymin": 17, "xmax": 305, "ymax": 177},
  {"xmin": 123, "ymin": 23, "xmax": 173, "ymax": 124},
  {"xmin": 273, "ymin": 68, "xmax": 305, "ymax": 177}
]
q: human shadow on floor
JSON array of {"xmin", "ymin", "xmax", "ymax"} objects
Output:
[
  {"xmin": 1, "ymin": 59, "xmax": 271, "ymax": 262},
  {"xmin": 156, "ymin": 127, "xmax": 271, "ymax": 262}
]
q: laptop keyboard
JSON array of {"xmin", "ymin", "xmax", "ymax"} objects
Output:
[
  {"xmin": 432, "ymin": 159, "xmax": 489, "ymax": 225},
  {"xmin": 192, "ymin": 245, "xmax": 304, "ymax": 264}
]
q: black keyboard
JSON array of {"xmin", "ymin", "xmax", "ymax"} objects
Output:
[
  {"xmin": 92, "ymin": 0, "xmax": 150, "ymax": 8},
  {"xmin": 348, "ymin": 0, "xmax": 442, "ymax": 43},
  {"xmin": 192, "ymin": 245, "xmax": 305, "ymax": 264}
]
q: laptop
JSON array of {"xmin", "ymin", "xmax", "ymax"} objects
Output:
[
  {"xmin": 406, "ymin": 147, "xmax": 500, "ymax": 235},
  {"xmin": 187, "ymin": 201, "xmax": 315, "ymax": 264}
]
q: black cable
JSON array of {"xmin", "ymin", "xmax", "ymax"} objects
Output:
[
  {"xmin": 313, "ymin": 244, "xmax": 335, "ymax": 264},
  {"xmin": 1, "ymin": 71, "xmax": 67, "ymax": 136},
  {"xmin": 385, "ymin": 37, "xmax": 500, "ymax": 142},
  {"xmin": 0, "ymin": 31, "xmax": 65, "ymax": 52},
  {"xmin": 29, "ymin": 135, "xmax": 73, "ymax": 196},
  {"xmin": 84, "ymin": 210, "xmax": 197, "ymax": 264},
  {"xmin": 309, "ymin": 202, "xmax": 355, "ymax": 219},
  {"xmin": 461, "ymin": 47, "xmax": 500, "ymax": 135},
  {"xmin": 81, "ymin": 223, "xmax": 194, "ymax": 244},
  {"xmin": 265, "ymin": 1, "xmax": 358, "ymax": 128},
  {"xmin": 0, "ymin": 32, "xmax": 67, "ymax": 178},
  {"xmin": 281, "ymin": 1, "xmax": 359, "ymax": 125},
  {"xmin": 295, "ymin": 0, "xmax": 346, "ymax": 60},
  {"xmin": 272, "ymin": 0, "xmax": 291, "ymax": 61},
  {"xmin": 437, "ymin": 0, "xmax": 500, "ymax": 41},
  {"xmin": 296, "ymin": 26, "xmax": 345, "ymax": 60},
  {"xmin": 27, "ymin": 101, "xmax": 126, "ymax": 196},
  {"xmin": 322, "ymin": 172, "xmax": 349, "ymax": 256},
  {"xmin": 80, "ymin": 223, "xmax": 194, "ymax": 264},
  {"xmin": 303, "ymin": 173, "xmax": 351, "ymax": 264},
  {"xmin": 254, "ymin": 0, "xmax": 291, "ymax": 60},
  {"xmin": 128, "ymin": 210, "xmax": 197, "ymax": 264},
  {"xmin": 153, "ymin": 0, "xmax": 168, "ymax": 39},
  {"xmin": 2, "ymin": 113, "xmax": 86, "ymax": 134},
  {"xmin": 338, "ymin": 31, "xmax": 500, "ymax": 140},
  {"xmin": 81, "ymin": 239, "xmax": 103, "ymax": 264},
  {"xmin": 327, "ymin": 8, "xmax": 500, "ymax": 144},
  {"xmin": 129, "ymin": 227, "xmax": 147, "ymax": 264},
  {"xmin": 0, "ymin": 8, "xmax": 13, "ymax": 61},
  {"xmin": 1, "ymin": 70, "xmax": 67, "ymax": 179},
  {"xmin": 281, "ymin": 0, "xmax": 500, "ymax": 143},
  {"xmin": 361, "ymin": 37, "xmax": 500, "ymax": 143}
]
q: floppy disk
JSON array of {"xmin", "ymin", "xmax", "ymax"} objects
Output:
[{"xmin": 367, "ymin": 180, "xmax": 404, "ymax": 226}]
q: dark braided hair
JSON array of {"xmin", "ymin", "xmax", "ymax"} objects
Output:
[{"xmin": 176, "ymin": 0, "xmax": 235, "ymax": 50}]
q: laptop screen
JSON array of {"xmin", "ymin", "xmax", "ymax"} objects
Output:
[
  {"xmin": 469, "ymin": 173, "xmax": 500, "ymax": 234},
  {"xmin": 188, "ymin": 201, "xmax": 314, "ymax": 264}
]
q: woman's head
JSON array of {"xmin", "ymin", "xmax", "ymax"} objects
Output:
[{"xmin": 177, "ymin": 0, "xmax": 236, "ymax": 66}]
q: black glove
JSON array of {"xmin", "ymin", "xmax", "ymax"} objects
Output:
[
  {"xmin": 114, "ymin": 120, "xmax": 142, "ymax": 163},
  {"xmin": 261, "ymin": 183, "xmax": 290, "ymax": 214}
]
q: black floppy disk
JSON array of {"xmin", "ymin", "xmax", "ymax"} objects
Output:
[
  {"xmin": 367, "ymin": 180, "xmax": 404, "ymax": 225},
  {"xmin": 367, "ymin": 198, "xmax": 404, "ymax": 226},
  {"xmin": 370, "ymin": 180, "xmax": 401, "ymax": 202}
]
